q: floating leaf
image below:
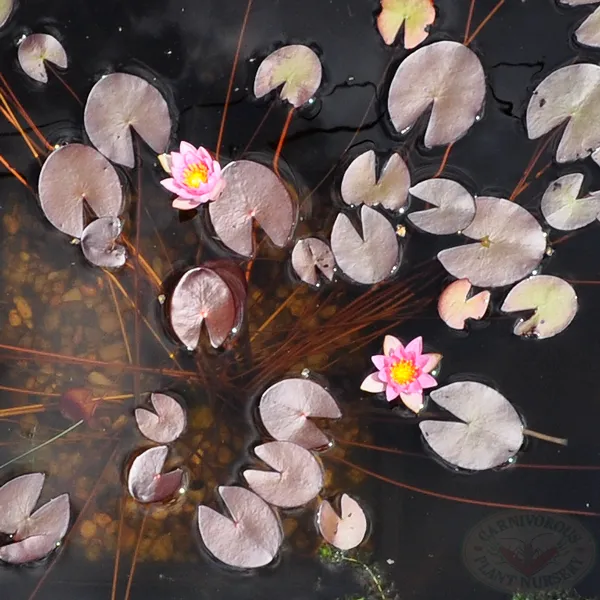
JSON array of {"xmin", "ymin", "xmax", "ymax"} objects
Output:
[
  {"xmin": 526, "ymin": 63, "xmax": 600, "ymax": 166},
  {"xmin": 291, "ymin": 238, "xmax": 335, "ymax": 286},
  {"xmin": 317, "ymin": 494, "xmax": 368, "ymax": 551},
  {"xmin": 38, "ymin": 144, "xmax": 123, "ymax": 238},
  {"xmin": 387, "ymin": 41, "xmax": 485, "ymax": 147},
  {"xmin": 259, "ymin": 378, "xmax": 341, "ymax": 449},
  {"xmin": 408, "ymin": 178, "xmax": 476, "ymax": 234},
  {"xmin": 560, "ymin": 0, "xmax": 600, "ymax": 47},
  {"xmin": 80, "ymin": 217, "xmax": 127, "ymax": 268},
  {"xmin": 127, "ymin": 446, "xmax": 183, "ymax": 503},
  {"xmin": 59, "ymin": 387, "xmax": 97, "ymax": 423},
  {"xmin": 420, "ymin": 382, "xmax": 524, "ymax": 471},
  {"xmin": 330, "ymin": 205, "xmax": 400, "ymax": 285},
  {"xmin": 198, "ymin": 486, "xmax": 282, "ymax": 569},
  {"xmin": 437, "ymin": 197, "xmax": 546, "ymax": 288},
  {"xmin": 244, "ymin": 441, "xmax": 323, "ymax": 508},
  {"xmin": 377, "ymin": 0, "xmax": 436, "ymax": 48},
  {"xmin": 438, "ymin": 279, "xmax": 490, "ymax": 330},
  {"xmin": 135, "ymin": 392, "xmax": 186, "ymax": 444},
  {"xmin": 15, "ymin": 494, "xmax": 70, "ymax": 544},
  {"xmin": 84, "ymin": 73, "xmax": 171, "ymax": 168},
  {"xmin": 501, "ymin": 275, "xmax": 578, "ymax": 339},
  {"xmin": 208, "ymin": 160, "xmax": 296, "ymax": 257},
  {"xmin": 541, "ymin": 173, "xmax": 600, "ymax": 231},
  {"xmin": 169, "ymin": 267, "xmax": 236, "ymax": 350},
  {"xmin": 0, "ymin": 0, "xmax": 13, "ymax": 29},
  {"xmin": 0, "ymin": 473, "xmax": 44, "ymax": 534},
  {"xmin": 340, "ymin": 150, "xmax": 410, "ymax": 211},
  {"xmin": 203, "ymin": 260, "xmax": 248, "ymax": 329},
  {"xmin": 18, "ymin": 34, "xmax": 67, "ymax": 83},
  {"xmin": 254, "ymin": 45, "xmax": 322, "ymax": 108}
]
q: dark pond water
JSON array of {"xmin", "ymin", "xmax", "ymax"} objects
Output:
[{"xmin": 1, "ymin": 0, "xmax": 600, "ymax": 599}]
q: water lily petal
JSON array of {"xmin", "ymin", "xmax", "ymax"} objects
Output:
[
  {"xmin": 420, "ymin": 353, "xmax": 442, "ymax": 372},
  {"xmin": 360, "ymin": 372, "xmax": 386, "ymax": 393},
  {"xmin": 386, "ymin": 386, "xmax": 399, "ymax": 402},
  {"xmin": 404, "ymin": 336, "xmax": 423, "ymax": 355},
  {"xmin": 399, "ymin": 391, "xmax": 424, "ymax": 413},
  {"xmin": 172, "ymin": 197, "xmax": 200, "ymax": 210},
  {"xmin": 418, "ymin": 373, "xmax": 437, "ymax": 389},
  {"xmin": 383, "ymin": 335, "xmax": 403, "ymax": 355},
  {"xmin": 371, "ymin": 355, "xmax": 386, "ymax": 370}
]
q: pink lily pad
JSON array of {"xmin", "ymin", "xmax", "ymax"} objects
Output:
[
  {"xmin": 438, "ymin": 279, "xmax": 490, "ymax": 330},
  {"xmin": 330, "ymin": 205, "xmax": 400, "ymax": 285},
  {"xmin": 291, "ymin": 238, "xmax": 336, "ymax": 286},
  {"xmin": 0, "ymin": 0, "xmax": 13, "ymax": 28},
  {"xmin": 18, "ymin": 34, "xmax": 67, "ymax": 84},
  {"xmin": 541, "ymin": 173, "xmax": 600, "ymax": 231},
  {"xmin": 560, "ymin": 1, "xmax": 600, "ymax": 47},
  {"xmin": 388, "ymin": 41, "xmax": 485, "ymax": 147},
  {"xmin": 408, "ymin": 178, "xmax": 476, "ymax": 234},
  {"xmin": 243, "ymin": 441, "xmax": 323, "ymax": 508},
  {"xmin": 0, "ymin": 473, "xmax": 44, "ymax": 534},
  {"xmin": 377, "ymin": 0, "xmax": 436, "ymax": 48},
  {"xmin": 254, "ymin": 45, "xmax": 322, "ymax": 108},
  {"xmin": 258, "ymin": 378, "xmax": 341, "ymax": 449},
  {"xmin": 80, "ymin": 217, "xmax": 127, "ymax": 268},
  {"xmin": 198, "ymin": 486, "xmax": 282, "ymax": 569},
  {"xmin": 420, "ymin": 382, "xmax": 524, "ymax": 471},
  {"xmin": 135, "ymin": 392, "xmax": 186, "ymax": 444},
  {"xmin": 208, "ymin": 160, "xmax": 296, "ymax": 257},
  {"xmin": 340, "ymin": 150, "xmax": 410, "ymax": 211},
  {"xmin": 437, "ymin": 197, "xmax": 546, "ymax": 288},
  {"xmin": 169, "ymin": 267, "xmax": 236, "ymax": 350},
  {"xmin": 15, "ymin": 494, "xmax": 70, "ymax": 543},
  {"xmin": 203, "ymin": 260, "xmax": 248, "ymax": 329},
  {"xmin": 317, "ymin": 494, "xmax": 368, "ymax": 551},
  {"xmin": 127, "ymin": 446, "xmax": 184, "ymax": 503},
  {"xmin": 84, "ymin": 73, "xmax": 171, "ymax": 168},
  {"xmin": 501, "ymin": 275, "xmax": 578, "ymax": 339},
  {"xmin": 38, "ymin": 144, "xmax": 123, "ymax": 238}
]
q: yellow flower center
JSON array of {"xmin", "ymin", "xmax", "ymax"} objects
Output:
[
  {"xmin": 390, "ymin": 359, "xmax": 418, "ymax": 386},
  {"xmin": 183, "ymin": 162, "xmax": 209, "ymax": 189}
]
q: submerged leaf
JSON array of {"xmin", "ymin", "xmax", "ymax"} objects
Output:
[
  {"xmin": 244, "ymin": 441, "xmax": 323, "ymax": 508},
  {"xmin": 38, "ymin": 144, "xmax": 123, "ymax": 238},
  {"xmin": 420, "ymin": 381, "xmax": 524, "ymax": 471},
  {"xmin": 208, "ymin": 160, "xmax": 296, "ymax": 257},
  {"xmin": 387, "ymin": 41, "xmax": 485, "ymax": 147},
  {"xmin": 135, "ymin": 392, "xmax": 186, "ymax": 444},
  {"xmin": 169, "ymin": 267, "xmax": 236, "ymax": 350},
  {"xmin": 541, "ymin": 173, "xmax": 600, "ymax": 231},
  {"xmin": 291, "ymin": 238, "xmax": 335, "ymax": 286},
  {"xmin": 340, "ymin": 150, "xmax": 410, "ymax": 211},
  {"xmin": 59, "ymin": 388, "xmax": 97, "ymax": 423},
  {"xmin": 80, "ymin": 217, "xmax": 127, "ymax": 268},
  {"xmin": 0, "ymin": 473, "xmax": 44, "ymax": 535},
  {"xmin": 254, "ymin": 45, "xmax": 322, "ymax": 108},
  {"xmin": 330, "ymin": 205, "xmax": 400, "ymax": 284},
  {"xmin": 408, "ymin": 178, "xmax": 476, "ymax": 234},
  {"xmin": 317, "ymin": 494, "xmax": 368, "ymax": 551},
  {"xmin": 18, "ymin": 34, "xmax": 67, "ymax": 83},
  {"xmin": 198, "ymin": 486, "xmax": 282, "ymax": 569},
  {"xmin": 259, "ymin": 378, "xmax": 341, "ymax": 449},
  {"xmin": 501, "ymin": 275, "xmax": 578, "ymax": 339},
  {"xmin": 438, "ymin": 279, "xmax": 490, "ymax": 330},
  {"xmin": 437, "ymin": 197, "xmax": 546, "ymax": 288},
  {"xmin": 377, "ymin": 0, "xmax": 436, "ymax": 48},
  {"xmin": 84, "ymin": 73, "xmax": 171, "ymax": 168},
  {"xmin": 127, "ymin": 446, "xmax": 183, "ymax": 503}
]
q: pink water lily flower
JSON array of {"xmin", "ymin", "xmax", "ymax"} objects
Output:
[
  {"xmin": 159, "ymin": 142, "xmax": 225, "ymax": 210},
  {"xmin": 360, "ymin": 335, "xmax": 441, "ymax": 413}
]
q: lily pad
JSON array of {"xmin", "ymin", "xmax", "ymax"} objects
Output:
[
  {"xmin": 135, "ymin": 392, "xmax": 186, "ymax": 444},
  {"xmin": 0, "ymin": 0, "xmax": 13, "ymax": 29},
  {"xmin": 330, "ymin": 205, "xmax": 400, "ymax": 285},
  {"xmin": 408, "ymin": 178, "xmax": 476, "ymax": 234},
  {"xmin": 501, "ymin": 275, "xmax": 578, "ymax": 339},
  {"xmin": 340, "ymin": 150, "xmax": 410, "ymax": 211},
  {"xmin": 254, "ymin": 45, "xmax": 322, "ymax": 108},
  {"xmin": 291, "ymin": 238, "xmax": 336, "ymax": 286},
  {"xmin": 541, "ymin": 173, "xmax": 600, "ymax": 231},
  {"xmin": 208, "ymin": 160, "xmax": 296, "ymax": 257},
  {"xmin": 18, "ymin": 34, "xmax": 67, "ymax": 83},
  {"xmin": 387, "ymin": 41, "xmax": 485, "ymax": 147},
  {"xmin": 438, "ymin": 279, "xmax": 490, "ymax": 330},
  {"xmin": 80, "ymin": 217, "xmax": 127, "ymax": 268},
  {"xmin": 317, "ymin": 494, "xmax": 368, "ymax": 551},
  {"xmin": 420, "ymin": 381, "xmax": 524, "ymax": 471},
  {"xmin": 259, "ymin": 378, "xmax": 341, "ymax": 449},
  {"xmin": 244, "ymin": 441, "xmax": 323, "ymax": 508},
  {"xmin": 437, "ymin": 197, "xmax": 546, "ymax": 288},
  {"xmin": 198, "ymin": 486, "xmax": 282, "ymax": 569},
  {"xmin": 377, "ymin": 0, "xmax": 436, "ymax": 48},
  {"xmin": 127, "ymin": 446, "xmax": 184, "ymax": 503},
  {"xmin": 84, "ymin": 72, "xmax": 171, "ymax": 168},
  {"xmin": 169, "ymin": 267, "xmax": 236, "ymax": 350},
  {"xmin": 38, "ymin": 144, "xmax": 123, "ymax": 238},
  {"xmin": 0, "ymin": 473, "xmax": 44, "ymax": 535},
  {"xmin": 560, "ymin": 0, "xmax": 600, "ymax": 47},
  {"xmin": 204, "ymin": 260, "xmax": 248, "ymax": 329}
]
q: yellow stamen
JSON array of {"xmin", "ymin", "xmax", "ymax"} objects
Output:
[
  {"xmin": 183, "ymin": 162, "xmax": 209, "ymax": 188},
  {"xmin": 390, "ymin": 359, "xmax": 418, "ymax": 386}
]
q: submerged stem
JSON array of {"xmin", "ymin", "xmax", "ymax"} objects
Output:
[
  {"xmin": 523, "ymin": 428, "xmax": 568, "ymax": 446},
  {"xmin": 342, "ymin": 556, "xmax": 387, "ymax": 600}
]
